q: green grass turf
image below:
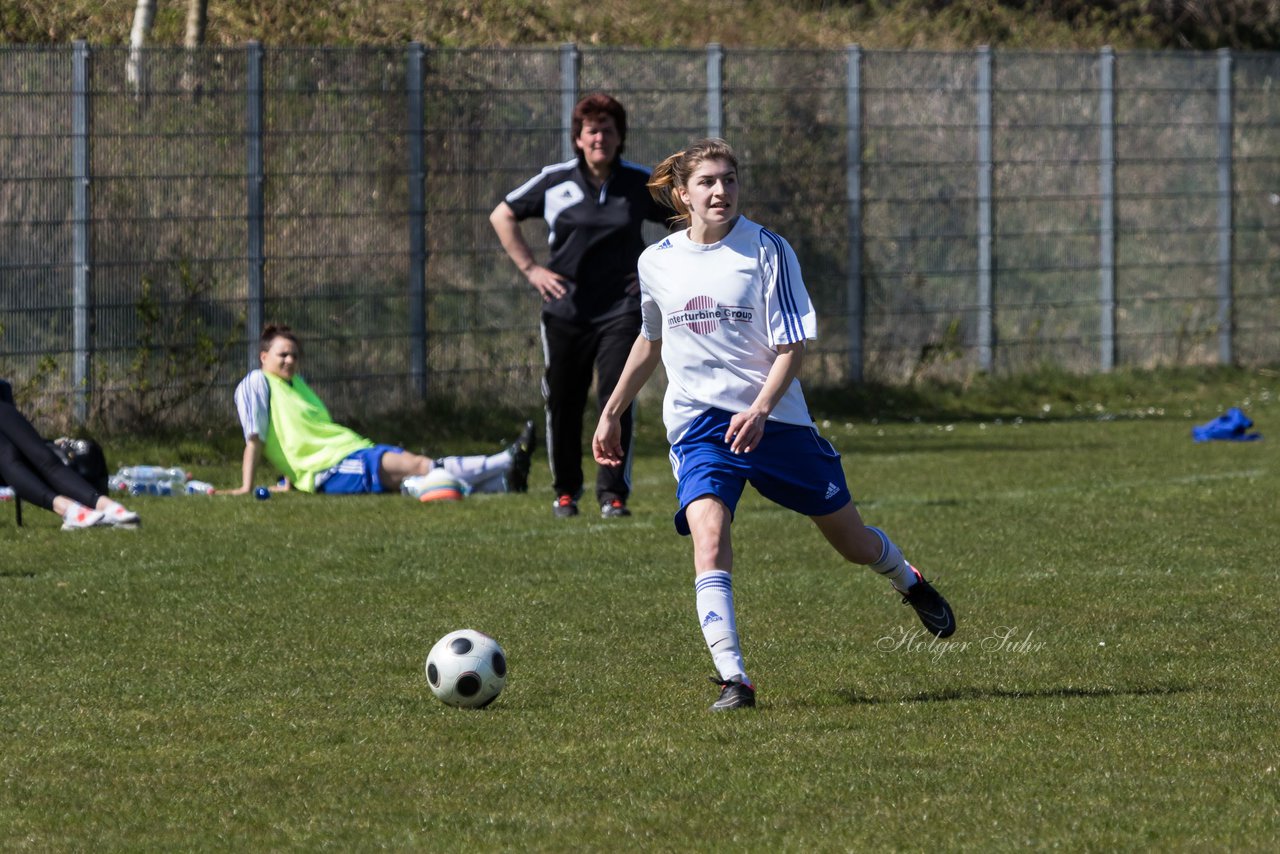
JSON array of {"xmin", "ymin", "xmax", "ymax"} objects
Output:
[{"xmin": 2, "ymin": 395, "xmax": 1278, "ymax": 849}]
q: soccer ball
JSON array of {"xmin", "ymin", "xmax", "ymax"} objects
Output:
[
  {"xmin": 404, "ymin": 468, "xmax": 466, "ymax": 503},
  {"xmin": 425, "ymin": 629, "xmax": 507, "ymax": 708}
]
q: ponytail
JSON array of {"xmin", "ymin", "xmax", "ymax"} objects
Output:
[{"xmin": 648, "ymin": 151, "xmax": 690, "ymax": 227}]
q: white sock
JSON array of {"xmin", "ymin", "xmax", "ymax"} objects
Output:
[
  {"xmin": 867, "ymin": 526, "xmax": 921, "ymax": 593},
  {"xmin": 695, "ymin": 570, "xmax": 750, "ymax": 685},
  {"xmin": 436, "ymin": 450, "xmax": 514, "ymax": 494}
]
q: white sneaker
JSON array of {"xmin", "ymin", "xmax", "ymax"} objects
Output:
[
  {"xmin": 98, "ymin": 500, "xmax": 141, "ymax": 528},
  {"xmin": 61, "ymin": 502, "xmax": 105, "ymax": 530}
]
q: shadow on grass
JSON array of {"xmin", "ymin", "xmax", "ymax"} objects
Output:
[{"xmin": 838, "ymin": 683, "xmax": 1198, "ymax": 705}]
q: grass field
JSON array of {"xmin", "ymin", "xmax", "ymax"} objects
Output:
[{"xmin": 2, "ymin": 378, "xmax": 1278, "ymax": 850}]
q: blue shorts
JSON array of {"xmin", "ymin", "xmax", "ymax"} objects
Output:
[
  {"xmin": 669, "ymin": 408, "xmax": 852, "ymax": 535},
  {"xmin": 314, "ymin": 444, "xmax": 401, "ymax": 494}
]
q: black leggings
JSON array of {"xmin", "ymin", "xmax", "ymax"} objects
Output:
[{"xmin": 0, "ymin": 401, "xmax": 100, "ymax": 512}]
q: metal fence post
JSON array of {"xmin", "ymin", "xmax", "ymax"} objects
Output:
[
  {"xmin": 246, "ymin": 41, "xmax": 265, "ymax": 368},
  {"xmin": 976, "ymin": 46, "xmax": 994, "ymax": 372},
  {"xmin": 1099, "ymin": 47, "xmax": 1116, "ymax": 372},
  {"xmin": 71, "ymin": 41, "xmax": 92, "ymax": 423},
  {"xmin": 1216, "ymin": 47, "xmax": 1234, "ymax": 366},
  {"xmin": 707, "ymin": 43, "xmax": 723, "ymax": 138},
  {"xmin": 407, "ymin": 42, "xmax": 427, "ymax": 398},
  {"xmin": 560, "ymin": 44, "xmax": 579, "ymax": 161},
  {"xmin": 845, "ymin": 45, "xmax": 864, "ymax": 384}
]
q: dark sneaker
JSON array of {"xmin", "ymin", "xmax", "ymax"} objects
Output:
[
  {"xmin": 552, "ymin": 494, "xmax": 579, "ymax": 518},
  {"xmin": 600, "ymin": 498, "xmax": 631, "ymax": 518},
  {"xmin": 709, "ymin": 677, "xmax": 756, "ymax": 711},
  {"xmin": 901, "ymin": 574, "xmax": 956, "ymax": 638},
  {"xmin": 507, "ymin": 420, "xmax": 536, "ymax": 493}
]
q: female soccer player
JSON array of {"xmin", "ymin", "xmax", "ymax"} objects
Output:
[
  {"xmin": 592, "ymin": 139, "xmax": 956, "ymax": 711},
  {"xmin": 222, "ymin": 325, "xmax": 534, "ymax": 497}
]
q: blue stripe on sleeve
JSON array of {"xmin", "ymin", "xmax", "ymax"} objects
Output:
[{"xmin": 761, "ymin": 228, "xmax": 802, "ymax": 341}]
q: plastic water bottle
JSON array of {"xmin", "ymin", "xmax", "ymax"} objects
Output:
[
  {"xmin": 0, "ymin": 486, "xmax": 15, "ymax": 501},
  {"xmin": 134, "ymin": 478, "xmax": 173, "ymax": 496},
  {"xmin": 185, "ymin": 480, "xmax": 215, "ymax": 495},
  {"xmin": 117, "ymin": 466, "xmax": 164, "ymax": 496},
  {"xmin": 110, "ymin": 466, "xmax": 188, "ymax": 496}
]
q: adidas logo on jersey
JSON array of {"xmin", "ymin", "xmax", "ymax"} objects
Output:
[
  {"xmin": 657, "ymin": 237, "xmax": 673, "ymax": 250},
  {"xmin": 824, "ymin": 482, "xmax": 840, "ymax": 500}
]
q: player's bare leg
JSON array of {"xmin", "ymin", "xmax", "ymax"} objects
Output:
[
  {"xmin": 809, "ymin": 501, "xmax": 883, "ymax": 565},
  {"xmin": 378, "ymin": 451, "xmax": 433, "ymax": 491},
  {"xmin": 811, "ymin": 502, "xmax": 956, "ymax": 638}
]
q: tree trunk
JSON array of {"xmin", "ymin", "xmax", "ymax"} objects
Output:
[
  {"xmin": 185, "ymin": 0, "xmax": 208, "ymax": 48},
  {"xmin": 182, "ymin": 0, "xmax": 209, "ymax": 94},
  {"xmin": 126, "ymin": 0, "xmax": 157, "ymax": 93}
]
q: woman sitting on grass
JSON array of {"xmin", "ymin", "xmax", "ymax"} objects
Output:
[
  {"xmin": 0, "ymin": 391, "xmax": 140, "ymax": 530},
  {"xmin": 220, "ymin": 324, "xmax": 535, "ymax": 497}
]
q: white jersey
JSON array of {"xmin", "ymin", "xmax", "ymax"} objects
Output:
[
  {"xmin": 638, "ymin": 216, "xmax": 817, "ymax": 443},
  {"xmin": 233, "ymin": 369, "xmax": 271, "ymax": 442}
]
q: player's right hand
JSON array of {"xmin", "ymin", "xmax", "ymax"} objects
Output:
[
  {"xmin": 592, "ymin": 417, "xmax": 623, "ymax": 466},
  {"xmin": 526, "ymin": 265, "xmax": 569, "ymax": 301}
]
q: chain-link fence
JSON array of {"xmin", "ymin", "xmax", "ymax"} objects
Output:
[{"xmin": 2, "ymin": 44, "xmax": 1278, "ymax": 427}]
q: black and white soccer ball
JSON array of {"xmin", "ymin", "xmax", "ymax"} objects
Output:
[{"xmin": 425, "ymin": 629, "xmax": 507, "ymax": 709}]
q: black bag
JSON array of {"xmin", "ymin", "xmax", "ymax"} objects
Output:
[{"xmin": 51, "ymin": 436, "xmax": 111, "ymax": 496}]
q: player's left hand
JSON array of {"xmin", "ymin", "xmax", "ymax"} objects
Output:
[{"xmin": 725, "ymin": 410, "xmax": 766, "ymax": 455}]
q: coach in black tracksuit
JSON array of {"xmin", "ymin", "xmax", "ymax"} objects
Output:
[{"xmin": 490, "ymin": 93, "xmax": 671, "ymax": 519}]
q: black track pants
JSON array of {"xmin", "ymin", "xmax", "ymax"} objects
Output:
[{"xmin": 540, "ymin": 311, "xmax": 639, "ymax": 505}]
